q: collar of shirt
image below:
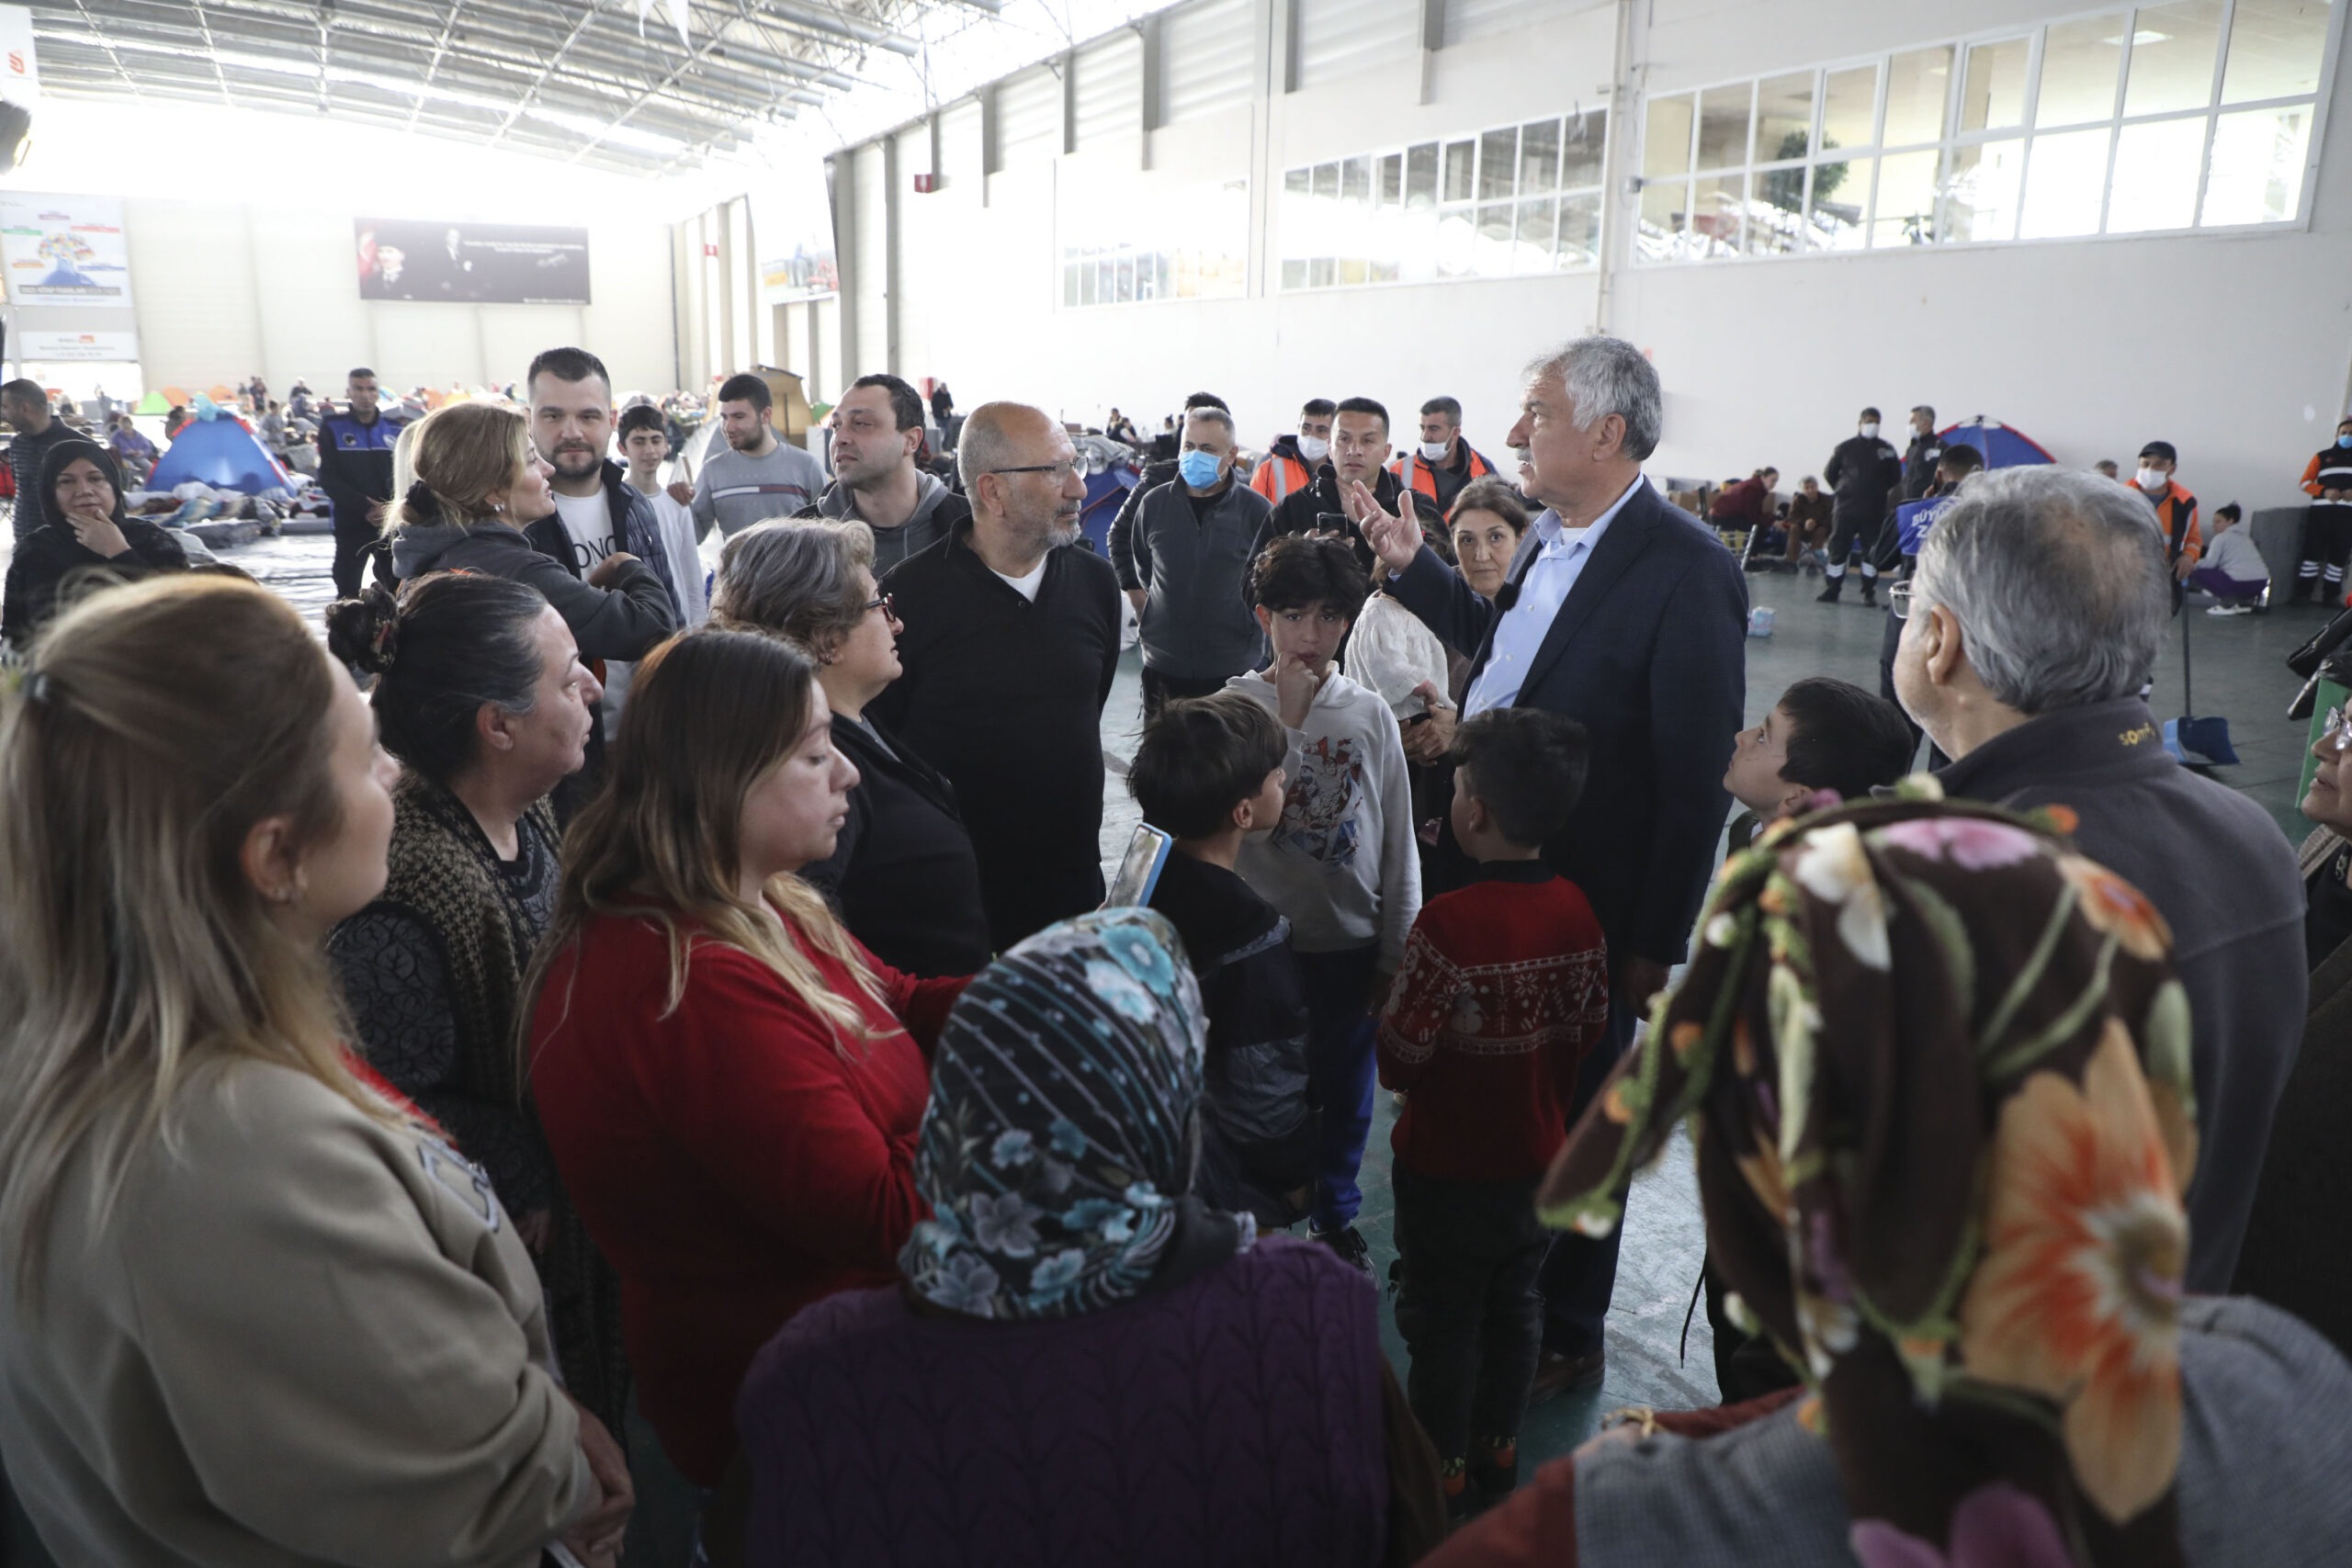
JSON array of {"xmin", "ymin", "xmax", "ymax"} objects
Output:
[{"xmin": 1528, "ymin": 473, "xmax": 1645, "ymax": 559}]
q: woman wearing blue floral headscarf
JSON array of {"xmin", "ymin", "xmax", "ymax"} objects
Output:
[{"xmin": 729, "ymin": 908, "xmax": 1446, "ymax": 1568}]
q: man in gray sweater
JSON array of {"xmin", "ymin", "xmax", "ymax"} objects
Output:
[
  {"xmin": 801, "ymin": 371, "xmax": 970, "ymax": 575},
  {"xmin": 1895, "ymin": 466, "xmax": 2306, "ymax": 1292},
  {"xmin": 1112, "ymin": 404, "xmax": 1273, "ymax": 716},
  {"xmin": 680, "ymin": 371, "xmax": 827, "ymax": 540}
]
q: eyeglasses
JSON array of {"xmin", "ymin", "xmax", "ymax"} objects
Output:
[
  {"xmin": 989, "ymin": 459, "xmax": 1082, "ymax": 482},
  {"xmin": 864, "ymin": 592, "xmax": 898, "ymax": 621},
  {"xmin": 2324, "ymin": 705, "xmax": 2352, "ymax": 755},
  {"xmin": 1889, "ymin": 581, "xmax": 1916, "ymax": 620}
]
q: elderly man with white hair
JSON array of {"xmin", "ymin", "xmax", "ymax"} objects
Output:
[
  {"xmin": 1361, "ymin": 333, "xmax": 1748, "ymax": 1397},
  {"xmin": 1893, "ymin": 464, "xmax": 2304, "ymax": 1292}
]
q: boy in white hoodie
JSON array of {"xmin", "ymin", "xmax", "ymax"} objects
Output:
[{"xmin": 1228, "ymin": 535, "xmax": 1422, "ymax": 1272}]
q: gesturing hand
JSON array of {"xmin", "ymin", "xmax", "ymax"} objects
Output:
[
  {"xmin": 1346, "ymin": 479, "xmax": 1422, "ymax": 576},
  {"xmin": 1273, "ymin": 652, "xmax": 1326, "ymax": 732}
]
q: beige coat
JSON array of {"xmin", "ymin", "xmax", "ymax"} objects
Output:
[{"xmin": 0, "ymin": 1059, "xmax": 594, "ymax": 1566}]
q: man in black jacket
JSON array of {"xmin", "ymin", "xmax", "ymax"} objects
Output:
[
  {"xmin": 1112, "ymin": 404, "xmax": 1272, "ymax": 717},
  {"xmin": 1106, "ymin": 390, "xmax": 1230, "ymax": 557},
  {"xmin": 1362, "ymin": 334, "xmax": 1747, "ymax": 1396},
  {"xmin": 315, "ymin": 367, "xmax": 409, "ymax": 597},
  {"xmin": 1897, "ymin": 404, "xmax": 1944, "ymax": 504},
  {"xmin": 1817, "ymin": 405, "xmax": 1903, "ymax": 604},
  {"xmin": 1249, "ymin": 396, "xmax": 1443, "ymax": 579},
  {"xmin": 1894, "ymin": 466, "xmax": 2304, "ymax": 1294},
  {"xmin": 3, "ymin": 379, "xmax": 87, "ymax": 545},
  {"xmin": 871, "ymin": 401, "xmax": 1124, "ymax": 951}
]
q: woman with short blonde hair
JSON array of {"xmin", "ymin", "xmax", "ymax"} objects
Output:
[{"xmin": 0, "ymin": 573, "xmax": 628, "ymax": 1567}]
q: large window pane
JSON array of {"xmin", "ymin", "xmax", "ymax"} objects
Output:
[
  {"xmin": 1406, "ymin": 142, "xmax": 1439, "ymax": 209},
  {"xmin": 2039, "ymin": 14, "xmax": 2127, "ymax": 128},
  {"xmin": 1515, "ymin": 197, "xmax": 1556, "ymax": 273},
  {"xmin": 2108, "ymin": 117, "xmax": 2206, "ymax": 231},
  {"xmin": 1563, "ymin": 108, "xmax": 1607, "ymax": 187},
  {"xmin": 2124, "ymin": 0, "xmax": 2227, "ymax": 118},
  {"xmin": 1757, "ymin": 162, "xmax": 1809, "ymax": 220},
  {"xmin": 1692, "ymin": 171, "xmax": 1747, "ymax": 254},
  {"xmin": 2018, "ymin": 126, "xmax": 2111, "ymax": 238},
  {"xmin": 1637, "ymin": 179, "xmax": 1693, "ymax": 261},
  {"xmin": 1806, "ymin": 156, "xmax": 1869, "ymax": 251},
  {"xmin": 1697, "ymin": 82, "xmax": 1754, "ymax": 170},
  {"xmin": 2203, "ymin": 103, "xmax": 2313, "ymax": 222},
  {"xmin": 2222, "ymin": 0, "xmax": 2333, "ymax": 102},
  {"xmin": 1644, "ymin": 94, "xmax": 1695, "ymax": 179},
  {"xmin": 1822, "ymin": 65, "xmax": 1878, "ymax": 150},
  {"xmin": 1558, "ymin": 191, "xmax": 1601, "ymax": 268},
  {"xmin": 1941, "ymin": 139, "xmax": 2024, "ymax": 241},
  {"xmin": 1342, "ymin": 154, "xmax": 1372, "ymax": 209},
  {"xmin": 1479, "ymin": 128, "xmax": 1518, "ymax": 200},
  {"xmin": 1443, "ymin": 139, "xmax": 1477, "ymax": 202},
  {"xmin": 1961, "ymin": 37, "xmax": 2031, "ymax": 131},
  {"xmin": 1475, "ymin": 201, "xmax": 1515, "ymax": 273},
  {"xmin": 1883, "ymin": 46, "xmax": 1953, "ymax": 146},
  {"xmin": 1313, "ymin": 162, "xmax": 1340, "ymax": 201},
  {"xmin": 1871, "ymin": 149, "xmax": 1940, "ymax": 245},
  {"xmin": 1381, "ymin": 152, "xmax": 1403, "ymax": 206},
  {"xmin": 1520, "ymin": 118, "xmax": 1560, "ymax": 194},
  {"xmin": 1757, "ymin": 72, "xmax": 1816, "ymax": 161}
]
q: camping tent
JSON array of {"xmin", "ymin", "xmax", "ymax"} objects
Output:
[
  {"xmin": 133, "ymin": 390, "xmax": 171, "ymax": 415},
  {"xmin": 1939, "ymin": 417, "xmax": 2056, "ymax": 468},
  {"xmin": 148, "ymin": 408, "xmax": 293, "ymax": 494}
]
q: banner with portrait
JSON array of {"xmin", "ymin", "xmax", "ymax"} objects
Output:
[{"xmin": 355, "ymin": 220, "xmax": 591, "ymax": 305}]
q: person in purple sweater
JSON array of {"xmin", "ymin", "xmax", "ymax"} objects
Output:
[{"xmin": 727, "ymin": 908, "xmax": 1445, "ymax": 1568}]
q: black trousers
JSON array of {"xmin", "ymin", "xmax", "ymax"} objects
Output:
[
  {"xmin": 1393, "ymin": 1167, "xmax": 1548, "ymax": 1465},
  {"xmin": 1821, "ymin": 510, "xmax": 1879, "ymax": 579},
  {"xmin": 1139, "ymin": 664, "xmax": 1232, "ymax": 720},
  {"xmin": 331, "ymin": 507, "xmax": 385, "ymax": 600},
  {"xmin": 2301, "ymin": 504, "xmax": 2352, "ymax": 594}
]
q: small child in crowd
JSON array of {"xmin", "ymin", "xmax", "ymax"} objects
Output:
[
  {"xmin": 2189, "ymin": 502, "xmax": 2271, "ymax": 615},
  {"xmin": 1376, "ymin": 707, "xmax": 1608, "ymax": 1520},
  {"xmin": 1708, "ymin": 673, "xmax": 1914, "ymax": 1404},
  {"xmin": 1723, "ymin": 676, "xmax": 1919, "ymax": 849},
  {"xmin": 1129, "ymin": 693, "xmax": 1318, "ymax": 1228},
  {"xmin": 1228, "ymin": 535, "xmax": 1422, "ymax": 1273}
]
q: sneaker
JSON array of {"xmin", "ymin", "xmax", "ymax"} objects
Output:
[
  {"xmin": 1528, "ymin": 1347, "xmax": 1607, "ymax": 1404},
  {"xmin": 1815, "ymin": 584, "xmax": 1843, "ymax": 604},
  {"xmin": 1309, "ymin": 1224, "xmax": 1374, "ymax": 1276},
  {"xmin": 2207, "ymin": 603, "xmax": 2252, "ymax": 616},
  {"xmin": 1471, "ymin": 1436, "xmax": 1520, "ymax": 1504},
  {"xmin": 1860, "ymin": 581, "xmax": 1878, "ymax": 607}
]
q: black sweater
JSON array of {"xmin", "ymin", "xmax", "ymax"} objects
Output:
[
  {"xmin": 870, "ymin": 518, "xmax": 1123, "ymax": 951},
  {"xmin": 797, "ymin": 711, "xmax": 993, "ymax": 978},
  {"xmin": 2, "ymin": 518, "xmax": 189, "ymax": 651}
]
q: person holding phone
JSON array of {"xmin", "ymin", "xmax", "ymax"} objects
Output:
[{"xmin": 1247, "ymin": 397, "xmax": 1444, "ymax": 583}]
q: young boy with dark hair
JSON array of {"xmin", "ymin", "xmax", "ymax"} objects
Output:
[
  {"xmin": 1377, "ymin": 707, "xmax": 1608, "ymax": 1518},
  {"xmin": 1129, "ymin": 693, "xmax": 1318, "ymax": 1226},
  {"xmin": 1227, "ymin": 535, "xmax": 1422, "ymax": 1273},
  {"xmin": 617, "ymin": 402, "xmax": 710, "ymax": 626},
  {"xmin": 1724, "ymin": 676, "xmax": 1918, "ymax": 835}
]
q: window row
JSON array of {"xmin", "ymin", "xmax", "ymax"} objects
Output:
[
  {"xmin": 1278, "ymin": 111, "xmax": 1609, "ymax": 289},
  {"xmin": 1059, "ymin": 178, "xmax": 1250, "ymax": 308},
  {"xmin": 1638, "ymin": 0, "xmax": 2333, "ymax": 262}
]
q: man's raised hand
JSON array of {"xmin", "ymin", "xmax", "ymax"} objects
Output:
[{"xmin": 1347, "ymin": 479, "xmax": 1421, "ymax": 575}]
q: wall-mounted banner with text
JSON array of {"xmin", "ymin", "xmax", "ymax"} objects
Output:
[
  {"xmin": 355, "ymin": 219, "xmax": 592, "ymax": 305},
  {"xmin": 17, "ymin": 330, "xmax": 140, "ymax": 362},
  {"xmin": 0, "ymin": 194, "xmax": 131, "ymax": 306}
]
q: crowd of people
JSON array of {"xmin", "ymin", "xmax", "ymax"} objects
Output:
[{"xmin": 2, "ymin": 329, "xmax": 2351, "ymax": 1568}]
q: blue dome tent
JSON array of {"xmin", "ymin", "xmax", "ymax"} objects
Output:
[
  {"xmin": 1938, "ymin": 416, "xmax": 2057, "ymax": 470},
  {"xmin": 147, "ymin": 398, "xmax": 293, "ymax": 494}
]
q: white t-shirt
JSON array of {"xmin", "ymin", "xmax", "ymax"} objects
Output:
[
  {"xmin": 993, "ymin": 559, "xmax": 1048, "ymax": 602},
  {"xmin": 642, "ymin": 486, "xmax": 709, "ymax": 626},
  {"xmin": 552, "ymin": 491, "xmax": 614, "ymax": 575}
]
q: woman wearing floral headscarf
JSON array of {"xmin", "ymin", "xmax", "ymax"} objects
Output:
[
  {"xmin": 729, "ymin": 908, "xmax": 1447, "ymax": 1568},
  {"xmin": 1427, "ymin": 792, "xmax": 2352, "ymax": 1568}
]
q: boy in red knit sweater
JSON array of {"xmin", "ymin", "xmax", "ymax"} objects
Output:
[{"xmin": 1377, "ymin": 707, "xmax": 1608, "ymax": 1519}]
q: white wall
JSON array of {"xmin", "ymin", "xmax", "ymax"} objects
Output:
[
  {"xmin": 836, "ymin": 0, "xmax": 2352, "ymax": 513},
  {"xmin": 118, "ymin": 200, "xmax": 678, "ymax": 397}
]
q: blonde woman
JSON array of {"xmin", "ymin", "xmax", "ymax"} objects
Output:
[
  {"xmin": 526, "ymin": 628, "xmax": 969, "ymax": 1491},
  {"xmin": 385, "ymin": 399, "xmax": 676, "ymax": 669},
  {"xmin": 0, "ymin": 575, "xmax": 630, "ymax": 1567}
]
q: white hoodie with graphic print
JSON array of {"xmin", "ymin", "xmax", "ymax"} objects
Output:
[{"xmin": 1226, "ymin": 667, "xmax": 1422, "ymax": 970}]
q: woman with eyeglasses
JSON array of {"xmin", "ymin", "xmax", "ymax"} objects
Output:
[
  {"xmin": 2233, "ymin": 700, "xmax": 2352, "ymax": 1360},
  {"xmin": 713, "ymin": 520, "xmax": 992, "ymax": 976}
]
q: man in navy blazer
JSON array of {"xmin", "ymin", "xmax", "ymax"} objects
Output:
[{"xmin": 1359, "ymin": 334, "xmax": 1747, "ymax": 1389}]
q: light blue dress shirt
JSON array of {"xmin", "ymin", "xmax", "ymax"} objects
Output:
[{"xmin": 1463, "ymin": 475, "xmax": 1646, "ymax": 717}]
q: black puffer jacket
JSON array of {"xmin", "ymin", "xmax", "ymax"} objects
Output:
[{"xmin": 2, "ymin": 439, "xmax": 190, "ymax": 651}]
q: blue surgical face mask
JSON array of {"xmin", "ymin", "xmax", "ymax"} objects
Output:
[
  {"xmin": 1178, "ymin": 449, "xmax": 1223, "ymax": 488},
  {"xmin": 2337, "ymin": 433, "xmax": 2351, "ymax": 449}
]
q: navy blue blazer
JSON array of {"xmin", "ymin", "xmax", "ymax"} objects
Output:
[{"xmin": 1390, "ymin": 479, "xmax": 1747, "ymax": 969}]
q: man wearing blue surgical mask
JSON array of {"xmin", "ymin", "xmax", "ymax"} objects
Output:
[
  {"xmin": 2293, "ymin": 417, "xmax": 2352, "ymax": 604},
  {"xmin": 1115, "ymin": 404, "xmax": 1274, "ymax": 716},
  {"xmin": 1392, "ymin": 395, "xmax": 1496, "ymax": 513}
]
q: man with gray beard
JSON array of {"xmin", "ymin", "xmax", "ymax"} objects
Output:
[{"xmin": 870, "ymin": 401, "xmax": 1124, "ymax": 949}]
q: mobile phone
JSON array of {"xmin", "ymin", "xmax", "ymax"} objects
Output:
[
  {"xmin": 1314, "ymin": 512, "xmax": 1350, "ymax": 537},
  {"xmin": 1103, "ymin": 823, "xmax": 1174, "ymax": 907}
]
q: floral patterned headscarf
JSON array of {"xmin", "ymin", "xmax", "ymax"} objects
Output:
[
  {"xmin": 1538, "ymin": 788, "xmax": 2197, "ymax": 1568},
  {"xmin": 900, "ymin": 908, "xmax": 1256, "ymax": 1321}
]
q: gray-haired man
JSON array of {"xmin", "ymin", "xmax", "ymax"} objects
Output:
[{"xmin": 1894, "ymin": 465, "xmax": 2304, "ymax": 1292}]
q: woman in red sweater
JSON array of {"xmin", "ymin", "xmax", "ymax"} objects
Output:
[{"xmin": 527, "ymin": 627, "xmax": 967, "ymax": 1488}]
